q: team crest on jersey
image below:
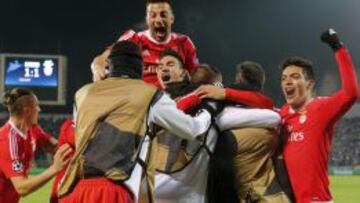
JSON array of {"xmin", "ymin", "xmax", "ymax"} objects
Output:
[
  {"xmin": 298, "ymin": 109, "xmax": 307, "ymax": 124},
  {"xmin": 299, "ymin": 114, "xmax": 307, "ymax": 124},
  {"xmin": 12, "ymin": 160, "xmax": 24, "ymax": 172}
]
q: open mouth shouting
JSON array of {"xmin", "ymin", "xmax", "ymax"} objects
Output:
[
  {"xmin": 153, "ymin": 26, "xmax": 167, "ymax": 42},
  {"xmin": 161, "ymin": 72, "xmax": 171, "ymax": 84},
  {"xmin": 284, "ymin": 87, "xmax": 296, "ymax": 100}
]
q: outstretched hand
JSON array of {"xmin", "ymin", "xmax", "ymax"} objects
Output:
[
  {"xmin": 91, "ymin": 62, "xmax": 108, "ymax": 81},
  {"xmin": 91, "ymin": 49, "xmax": 111, "ymax": 81},
  {"xmin": 195, "ymin": 85, "xmax": 226, "ymax": 100},
  {"xmin": 51, "ymin": 144, "xmax": 73, "ymax": 173}
]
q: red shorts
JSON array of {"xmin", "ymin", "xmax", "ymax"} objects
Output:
[{"xmin": 59, "ymin": 178, "xmax": 134, "ymax": 203}]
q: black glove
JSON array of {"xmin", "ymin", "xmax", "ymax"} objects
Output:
[
  {"xmin": 321, "ymin": 28, "xmax": 343, "ymax": 51},
  {"xmin": 199, "ymin": 99, "xmax": 224, "ymax": 118}
]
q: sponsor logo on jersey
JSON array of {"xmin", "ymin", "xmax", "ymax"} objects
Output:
[
  {"xmin": 142, "ymin": 49, "xmax": 150, "ymax": 56},
  {"xmin": 144, "ymin": 64, "xmax": 158, "ymax": 74},
  {"xmin": 288, "ymin": 131, "xmax": 304, "ymax": 142},
  {"xmin": 299, "ymin": 114, "xmax": 307, "ymax": 124},
  {"xmin": 287, "ymin": 125, "xmax": 304, "ymax": 142}
]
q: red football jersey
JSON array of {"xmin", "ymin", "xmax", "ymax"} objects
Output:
[
  {"xmin": 117, "ymin": 29, "xmax": 199, "ymax": 87},
  {"xmin": 56, "ymin": 118, "xmax": 75, "ymax": 148},
  {"xmin": 280, "ymin": 48, "xmax": 358, "ymax": 203},
  {"xmin": 50, "ymin": 118, "xmax": 75, "ymax": 203},
  {"xmin": 0, "ymin": 122, "xmax": 34, "ymax": 203}
]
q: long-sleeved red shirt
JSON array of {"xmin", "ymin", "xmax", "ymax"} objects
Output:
[
  {"xmin": 176, "ymin": 90, "xmax": 274, "ymax": 113},
  {"xmin": 50, "ymin": 118, "xmax": 75, "ymax": 203},
  {"xmin": 280, "ymin": 47, "xmax": 358, "ymax": 203},
  {"xmin": 225, "ymin": 88, "xmax": 274, "ymax": 109}
]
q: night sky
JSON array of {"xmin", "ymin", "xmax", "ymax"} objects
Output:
[{"xmin": 1, "ymin": 0, "xmax": 360, "ymax": 113}]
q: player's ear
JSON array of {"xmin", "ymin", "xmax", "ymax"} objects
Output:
[
  {"xmin": 306, "ymin": 79, "xmax": 315, "ymax": 90},
  {"xmin": 170, "ymin": 13, "xmax": 174, "ymax": 24},
  {"xmin": 22, "ymin": 106, "xmax": 31, "ymax": 118},
  {"xmin": 145, "ymin": 6, "xmax": 151, "ymax": 25},
  {"xmin": 169, "ymin": 7, "xmax": 174, "ymax": 24},
  {"xmin": 145, "ymin": 15, "xmax": 150, "ymax": 26}
]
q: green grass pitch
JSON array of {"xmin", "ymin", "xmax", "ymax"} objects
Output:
[{"xmin": 20, "ymin": 176, "xmax": 360, "ymax": 203}]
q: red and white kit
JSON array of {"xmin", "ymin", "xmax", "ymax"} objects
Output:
[
  {"xmin": 281, "ymin": 48, "xmax": 358, "ymax": 203},
  {"xmin": 118, "ymin": 29, "xmax": 199, "ymax": 87},
  {"xmin": 0, "ymin": 122, "xmax": 33, "ymax": 203}
]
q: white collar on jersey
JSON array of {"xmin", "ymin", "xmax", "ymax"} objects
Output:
[
  {"xmin": 144, "ymin": 29, "xmax": 172, "ymax": 45},
  {"xmin": 8, "ymin": 120, "xmax": 28, "ymax": 140}
]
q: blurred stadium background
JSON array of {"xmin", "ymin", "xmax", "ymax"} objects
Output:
[{"xmin": 0, "ymin": 0, "xmax": 359, "ymax": 202}]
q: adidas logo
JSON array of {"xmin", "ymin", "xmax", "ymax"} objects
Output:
[{"xmin": 142, "ymin": 50, "xmax": 150, "ymax": 56}]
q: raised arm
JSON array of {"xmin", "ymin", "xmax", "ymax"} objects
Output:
[
  {"xmin": 334, "ymin": 47, "xmax": 358, "ymax": 100},
  {"xmin": 91, "ymin": 49, "xmax": 111, "ymax": 81},
  {"xmin": 318, "ymin": 29, "xmax": 359, "ymax": 123},
  {"xmin": 91, "ymin": 30, "xmax": 140, "ymax": 81}
]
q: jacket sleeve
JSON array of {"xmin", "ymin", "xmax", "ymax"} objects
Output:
[
  {"xmin": 216, "ymin": 107, "xmax": 281, "ymax": 131},
  {"xmin": 149, "ymin": 93, "xmax": 211, "ymax": 140},
  {"xmin": 176, "ymin": 92, "xmax": 202, "ymax": 113}
]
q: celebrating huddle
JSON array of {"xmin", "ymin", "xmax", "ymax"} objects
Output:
[{"xmin": 0, "ymin": 0, "xmax": 358, "ymax": 203}]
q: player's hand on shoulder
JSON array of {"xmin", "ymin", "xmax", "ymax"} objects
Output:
[
  {"xmin": 195, "ymin": 85, "xmax": 226, "ymax": 100},
  {"xmin": 51, "ymin": 144, "xmax": 73, "ymax": 173}
]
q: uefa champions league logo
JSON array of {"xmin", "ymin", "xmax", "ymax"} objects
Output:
[{"xmin": 12, "ymin": 160, "xmax": 24, "ymax": 173}]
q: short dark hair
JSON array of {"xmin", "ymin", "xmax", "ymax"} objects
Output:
[
  {"xmin": 235, "ymin": 61, "xmax": 265, "ymax": 91},
  {"xmin": 159, "ymin": 49, "xmax": 184, "ymax": 69},
  {"xmin": 107, "ymin": 41, "xmax": 143, "ymax": 78},
  {"xmin": 147, "ymin": 0, "xmax": 172, "ymax": 6},
  {"xmin": 2, "ymin": 87, "xmax": 34, "ymax": 116},
  {"xmin": 191, "ymin": 64, "xmax": 222, "ymax": 85},
  {"xmin": 280, "ymin": 56, "xmax": 315, "ymax": 81}
]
